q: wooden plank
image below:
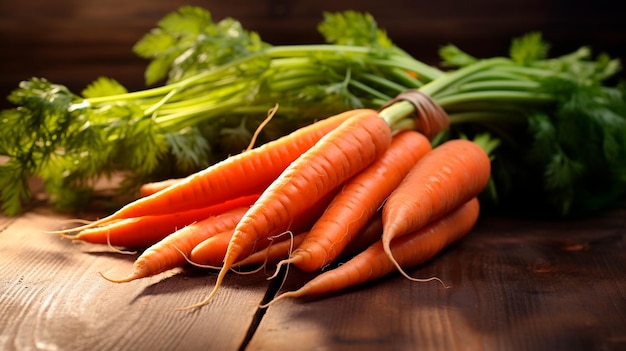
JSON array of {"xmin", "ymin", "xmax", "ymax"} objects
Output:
[
  {"xmin": 0, "ymin": 207, "xmax": 269, "ymax": 351},
  {"xmin": 1, "ymin": 205, "xmax": 625, "ymax": 350},
  {"xmin": 248, "ymin": 210, "xmax": 626, "ymax": 351}
]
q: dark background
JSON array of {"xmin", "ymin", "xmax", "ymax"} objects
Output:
[{"xmin": 1, "ymin": 0, "xmax": 624, "ymax": 109}]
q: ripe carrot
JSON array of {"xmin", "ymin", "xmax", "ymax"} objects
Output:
[
  {"xmin": 76, "ymin": 109, "xmax": 374, "ymax": 230},
  {"xmin": 186, "ymin": 229, "xmax": 235, "ymax": 268},
  {"xmin": 241, "ymin": 212, "xmax": 383, "ymax": 271},
  {"xmin": 61, "ymin": 194, "xmax": 260, "ymax": 248},
  {"xmin": 337, "ymin": 212, "xmax": 383, "ymax": 260},
  {"xmin": 381, "ymin": 139, "xmax": 490, "ymax": 273},
  {"xmin": 139, "ymin": 178, "xmax": 181, "ymax": 197},
  {"xmin": 230, "ymin": 231, "xmax": 307, "ymax": 269},
  {"xmin": 230, "ymin": 209, "xmax": 384, "ymax": 272},
  {"xmin": 190, "ymin": 185, "xmax": 340, "ymax": 267},
  {"xmin": 277, "ymin": 130, "xmax": 431, "ymax": 272},
  {"xmin": 100, "ymin": 206, "xmax": 249, "ymax": 283},
  {"xmin": 184, "ymin": 110, "xmax": 393, "ymax": 309},
  {"xmin": 136, "ymin": 106, "xmax": 279, "ymax": 199},
  {"xmin": 267, "ymin": 197, "xmax": 480, "ymax": 303}
]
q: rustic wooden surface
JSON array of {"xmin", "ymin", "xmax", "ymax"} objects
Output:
[
  {"xmin": 1, "ymin": 2, "xmax": 626, "ymax": 350},
  {"xmin": 1, "ymin": 204, "xmax": 624, "ymax": 351}
]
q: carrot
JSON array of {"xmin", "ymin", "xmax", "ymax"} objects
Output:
[
  {"xmin": 337, "ymin": 212, "xmax": 383, "ymax": 260},
  {"xmin": 231, "ymin": 205, "xmax": 384, "ymax": 271},
  {"xmin": 184, "ymin": 110, "xmax": 393, "ymax": 309},
  {"xmin": 267, "ymin": 197, "xmax": 480, "ymax": 303},
  {"xmin": 381, "ymin": 139, "xmax": 490, "ymax": 274},
  {"xmin": 61, "ymin": 194, "xmax": 260, "ymax": 248},
  {"xmin": 242, "ymin": 213, "xmax": 383, "ymax": 272},
  {"xmin": 190, "ymin": 185, "xmax": 340, "ymax": 267},
  {"xmin": 230, "ymin": 231, "xmax": 307, "ymax": 269},
  {"xmin": 139, "ymin": 178, "xmax": 181, "ymax": 197},
  {"xmin": 101, "ymin": 206, "xmax": 249, "ymax": 283},
  {"xmin": 135, "ymin": 104, "xmax": 278, "ymax": 198},
  {"xmin": 186, "ymin": 229, "xmax": 235, "ymax": 268},
  {"xmin": 73, "ymin": 109, "xmax": 373, "ymax": 230},
  {"xmin": 276, "ymin": 130, "xmax": 431, "ymax": 272}
]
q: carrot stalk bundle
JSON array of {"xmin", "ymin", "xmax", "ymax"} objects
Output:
[
  {"xmin": 267, "ymin": 197, "xmax": 480, "ymax": 304},
  {"xmin": 21, "ymin": 7, "xmax": 626, "ymax": 310}
]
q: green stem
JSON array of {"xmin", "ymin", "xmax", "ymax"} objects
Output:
[
  {"xmin": 419, "ymin": 57, "xmax": 514, "ymax": 98},
  {"xmin": 452, "ymin": 80, "xmax": 541, "ymax": 94},
  {"xmin": 359, "ymin": 72, "xmax": 410, "ymax": 94},
  {"xmin": 378, "ymin": 100, "xmax": 416, "ymax": 129},
  {"xmin": 448, "ymin": 110, "xmax": 527, "ymax": 125},
  {"xmin": 348, "ymin": 79, "xmax": 393, "ymax": 101},
  {"xmin": 435, "ymin": 90, "xmax": 554, "ymax": 109},
  {"xmin": 155, "ymin": 99, "xmax": 244, "ymax": 130}
]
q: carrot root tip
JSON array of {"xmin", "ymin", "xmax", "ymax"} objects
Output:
[
  {"xmin": 259, "ymin": 290, "xmax": 299, "ymax": 309},
  {"xmin": 98, "ymin": 270, "xmax": 141, "ymax": 283},
  {"xmin": 268, "ymin": 258, "xmax": 292, "ymax": 280},
  {"xmin": 170, "ymin": 243, "xmax": 222, "ymax": 270},
  {"xmin": 229, "ymin": 265, "xmax": 265, "ymax": 275},
  {"xmin": 176, "ymin": 286, "xmax": 220, "ymax": 311},
  {"xmin": 383, "ymin": 240, "xmax": 449, "ymax": 289}
]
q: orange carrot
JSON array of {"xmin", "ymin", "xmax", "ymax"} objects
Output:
[
  {"xmin": 230, "ymin": 231, "xmax": 308, "ymax": 269},
  {"xmin": 61, "ymin": 194, "xmax": 260, "ymax": 248},
  {"xmin": 139, "ymin": 105, "xmax": 279, "ymax": 198},
  {"xmin": 268, "ymin": 197, "xmax": 480, "ymax": 303},
  {"xmin": 139, "ymin": 178, "xmax": 181, "ymax": 197},
  {"xmin": 277, "ymin": 130, "xmax": 431, "ymax": 272},
  {"xmin": 381, "ymin": 139, "xmax": 490, "ymax": 273},
  {"xmin": 337, "ymin": 212, "xmax": 383, "ymax": 260},
  {"xmin": 190, "ymin": 186, "xmax": 340, "ymax": 267},
  {"xmin": 187, "ymin": 229, "xmax": 235, "ymax": 268},
  {"xmin": 101, "ymin": 206, "xmax": 249, "ymax": 283},
  {"xmin": 231, "ymin": 207, "xmax": 384, "ymax": 270},
  {"xmin": 232, "ymin": 211, "xmax": 384, "ymax": 270},
  {"xmin": 75, "ymin": 109, "xmax": 373, "ymax": 229},
  {"xmin": 185, "ymin": 110, "xmax": 393, "ymax": 309}
]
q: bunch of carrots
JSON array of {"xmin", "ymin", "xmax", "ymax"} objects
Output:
[{"xmin": 55, "ymin": 93, "xmax": 491, "ymax": 308}]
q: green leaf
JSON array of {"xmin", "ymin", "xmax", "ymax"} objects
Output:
[
  {"xmin": 133, "ymin": 6, "xmax": 266, "ymax": 85},
  {"xmin": 133, "ymin": 29, "xmax": 177, "ymax": 59},
  {"xmin": 0, "ymin": 160, "xmax": 31, "ymax": 216},
  {"xmin": 82, "ymin": 77, "xmax": 128, "ymax": 98},
  {"xmin": 318, "ymin": 11, "xmax": 394, "ymax": 49},
  {"xmin": 509, "ymin": 31, "xmax": 549, "ymax": 65},
  {"xmin": 438, "ymin": 44, "xmax": 478, "ymax": 68},
  {"xmin": 166, "ymin": 126, "xmax": 213, "ymax": 173},
  {"xmin": 543, "ymin": 151, "xmax": 583, "ymax": 215},
  {"xmin": 157, "ymin": 5, "xmax": 211, "ymax": 37}
]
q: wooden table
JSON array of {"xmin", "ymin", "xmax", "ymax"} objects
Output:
[{"xmin": 1, "ymin": 204, "xmax": 625, "ymax": 351}]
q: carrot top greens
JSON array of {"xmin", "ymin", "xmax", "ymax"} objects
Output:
[{"xmin": 1, "ymin": 6, "xmax": 624, "ymax": 217}]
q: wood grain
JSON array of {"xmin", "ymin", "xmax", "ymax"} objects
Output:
[
  {"xmin": 248, "ymin": 211, "xmax": 626, "ymax": 351},
  {"xmin": 0, "ymin": 207, "xmax": 269, "ymax": 351},
  {"xmin": 1, "ymin": 206, "xmax": 625, "ymax": 350}
]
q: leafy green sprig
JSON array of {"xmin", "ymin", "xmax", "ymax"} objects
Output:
[
  {"xmin": 1, "ymin": 6, "xmax": 624, "ymax": 217},
  {"xmin": 422, "ymin": 33, "xmax": 625, "ymax": 215},
  {"xmin": 0, "ymin": 7, "xmax": 438, "ymax": 215}
]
